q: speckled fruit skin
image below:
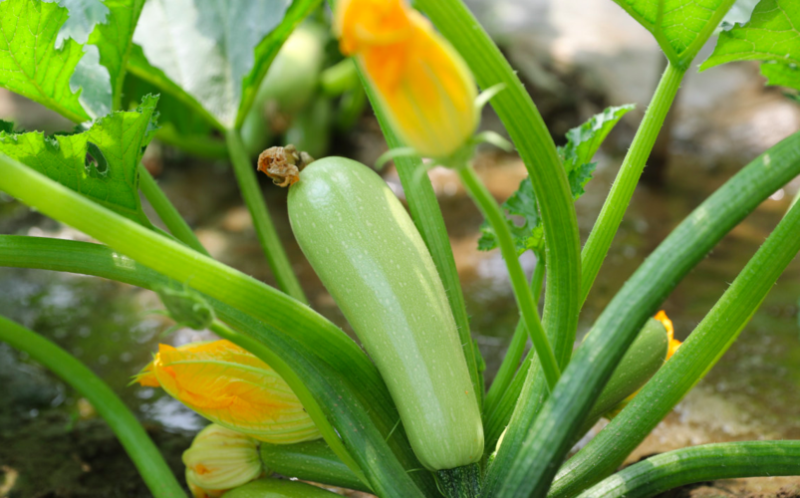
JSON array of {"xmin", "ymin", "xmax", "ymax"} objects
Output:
[{"xmin": 288, "ymin": 157, "xmax": 484, "ymax": 471}]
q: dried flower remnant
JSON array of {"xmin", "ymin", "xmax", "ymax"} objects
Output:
[
  {"xmin": 334, "ymin": 0, "xmax": 478, "ymax": 158},
  {"xmin": 135, "ymin": 340, "xmax": 321, "ymax": 444},
  {"xmin": 257, "ymin": 144, "xmax": 314, "ymax": 187}
]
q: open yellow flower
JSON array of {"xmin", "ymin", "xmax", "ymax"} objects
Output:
[
  {"xmin": 135, "ymin": 340, "xmax": 320, "ymax": 444},
  {"xmin": 334, "ymin": 0, "xmax": 478, "ymax": 158},
  {"xmin": 654, "ymin": 310, "xmax": 682, "ymax": 359}
]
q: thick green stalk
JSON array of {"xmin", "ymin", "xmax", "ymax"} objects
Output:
[
  {"xmin": 580, "ymin": 62, "xmax": 685, "ymax": 305},
  {"xmin": 458, "ymin": 165, "xmax": 559, "ymax": 390},
  {"xmin": 482, "ymin": 131, "xmax": 800, "ymax": 455},
  {"xmin": 0, "ymin": 316, "xmax": 185, "ymax": 498},
  {"xmin": 224, "ymin": 128, "xmax": 307, "ymax": 304},
  {"xmin": 137, "ymin": 164, "xmax": 209, "ymax": 256},
  {"xmin": 354, "ymin": 63, "xmax": 481, "ymax": 406},
  {"xmin": 576, "ymin": 441, "xmax": 800, "ymax": 498},
  {"xmin": 550, "ymin": 204, "xmax": 800, "ymax": 498},
  {"xmin": 484, "ymin": 133, "xmax": 800, "ymax": 497},
  {"xmin": 259, "ymin": 440, "xmax": 371, "ymax": 493},
  {"xmin": 414, "ymin": 0, "xmax": 581, "ymax": 365},
  {"xmin": 0, "ymin": 235, "xmax": 435, "ymax": 497},
  {"xmin": 0, "ymin": 160, "xmax": 433, "ymax": 497},
  {"xmin": 484, "ymin": 253, "xmax": 545, "ymax": 414}
]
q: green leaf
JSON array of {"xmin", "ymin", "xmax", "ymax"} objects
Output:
[
  {"xmin": 122, "ymin": 72, "xmax": 228, "ymax": 158},
  {"xmin": 0, "ymin": 95, "xmax": 158, "ymax": 225},
  {"xmin": 760, "ymin": 61, "xmax": 800, "ymax": 91},
  {"xmin": 478, "ymin": 105, "xmax": 632, "ymax": 254},
  {"xmin": 701, "ymin": 0, "xmax": 800, "ymax": 71},
  {"xmin": 613, "ymin": 0, "xmax": 737, "ymax": 67},
  {"xmin": 88, "ymin": 0, "xmax": 147, "ymax": 112},
  {"xmin": 0, "ymin": 0, "xmax": 90, "ymax": 122},
  {"xmin": 128, "ymin": 0, "xmax": 319, "ymax": 130},
  {"xmin": 478, "ymin": 178, "xmax": 545, "ymax": 255},
  {"xmin": 559, "ymin": 104, "xmax": 634, "ymax": 174}
]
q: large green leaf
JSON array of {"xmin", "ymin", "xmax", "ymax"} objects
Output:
[
  {"xmin": 129, "ymin": 0, "xmax": 319, "ymax": 131},
  {"xmin": 0, "ymin": 0, "xmax": 90, "ymax": 122},
  {"xmin": 613, "ymin": 0, "xmax": 737, "ymax": 68},
  {"xmin": 760, "ymin": 61, "xmax": 800, "ymax": 92},
  {"xmin": 0, "ymin": 95, "xmax": 158, "ymax": 224},
  {"xmin": 478, "ymin": 105, "xmax": 633, "ymax": 255},
  {"xmin": 701, "ymin": 0, "xmax": 800, "ymax": 73}
]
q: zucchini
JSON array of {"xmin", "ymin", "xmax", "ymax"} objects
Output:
[
  {"xmin": 288, "ymin": 157, "xmax": 483, "ymax": 470},
  {"xmin": 224, "ymin": 479, "xmax": 340, "ymax": 498}
]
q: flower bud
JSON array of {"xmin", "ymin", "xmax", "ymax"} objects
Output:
[
  {"xmin": 135, "ymin": 340, "xmax": 321, "ymax": 444},
  {"xmin": 334, "ymin": 0, "xmax": 478, "ymax": 158},
  {"xmin": 183, "ymin": 424, "xmax": 264, "ymax": 498}
]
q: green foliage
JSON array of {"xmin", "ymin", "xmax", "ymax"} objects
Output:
[
  {"xmin": 702, "ymin": 0, "xmax": 800, "ymax": 71},
  {"xmin": 611, "ymin": 0, "xmax": 737, "ymax": 67},
  {"xmin": 85, "ymin": 0, "xmax": 147, "ymax": 112},
  {"xmin": 478, "ymin": 105, "xmax": 633, "ymax": 255},
  {"xmin": 761, "ymin": 62, "xmax": 800, "ymax": 92},
  {"xmin": 0, "ymin": 95, "xmax": 158, "ymax": 225},
  {"xmin": 128, "ymin": 0, "xmax": 319, "ymax": 130},
  {"xmin": 0, "ymin": 0, "xmax": 90, "ymax": 122}
]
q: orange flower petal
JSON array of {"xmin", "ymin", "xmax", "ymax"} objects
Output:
[
  {"xmin": 654, "ymin": 310, "xmax": 682, "ymax": 360},
  {"xmin": 136, "ymin": 340, "xmax": 320, "ymax": 444},
  {"xmin": 336, "ymin": 0, "xmax": 478, "ymax": 158}
]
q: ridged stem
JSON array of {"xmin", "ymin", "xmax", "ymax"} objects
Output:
[
  {"xmin": 576, "ymin": 441, "xmax": 800, "ymax": 498},
  {"xmin": 580, "ymin": 62, "xmax": 685, "ymax": 305},
  {"xmin": 137, "ymin": 164, "xmax": 209, "ymax": 256},
  {"xmin": 458, "ymin": 165, "xmax": 559, "ymax": 390},
  {"xmin": 224, "ymin": 128, "xmax": 307, "ymax": 304}
]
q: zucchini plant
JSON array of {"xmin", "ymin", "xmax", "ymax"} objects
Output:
[{"xmin": 0, "ymin": 0, "xmax": 799, "ymax": 497}]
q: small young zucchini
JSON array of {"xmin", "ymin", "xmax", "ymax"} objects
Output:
[{"xmin": 288, "ymin": 157, "xmax": 484, "ymax": 471}]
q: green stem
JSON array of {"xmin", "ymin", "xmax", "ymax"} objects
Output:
[
  {"xmin": 137, "ymin": 164, "xmax": 209, "ymax": 256},
  {"xmin": 260, "ymin": 440, "xmax": 372, "ymax": 493},
  {"xmin": 224, "ymin": 128, "xmax": 307, "ymax": 304},
  {"xmin": 0, "ymin": 315, "xmax": 185, "ymax": 498},
  {"xmin": 482, "ymin": 130, "xmax": 800, "ymax": 459},
  {"xmin": 437, "ymin": 463, "xmax": 482, "ymax": 498},
  {"xmin": 487, "ymin": 137, "xmax": 800, "ymax": 497},
  {"xmin": 580, "ymin": 62, "xmax": 685, "ymax": 306},
  {"xmin": 414, "ymin": 0, "xmax": 581, "ymax": 365},
  {"xmin": 458, "ymin": 165, "xmax": 559, "ymax": 390},
  {"xmin": 546, "ymin": 130, "xmax": 800, "ymax": 498},
  {"xmin": 0, "ymin": 159, "xmax": 432, "ymax": 497},
  {"xmin": 576, "ymin": 441, "xmax": 800, "ymax": 498},
  {"xmin": 484, "ymin": 252, "xmax": 545, "ymax": 413},
  {"xmin": 550, "ymin": 205, "xmax": 800, "ymax": 498},
  {"xmin": 352, "ymin": 55, "xmax": 481, "ymax": 405}
]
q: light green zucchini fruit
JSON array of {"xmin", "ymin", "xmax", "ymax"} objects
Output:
[{"xmin": 288, "ymin": 157, "xmax": 484, "ymax": 471}]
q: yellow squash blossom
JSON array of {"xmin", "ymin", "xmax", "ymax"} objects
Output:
[
  {"xmin": 183, "ymin": 424, "xmax": 265, "ymax": 498},
  {"xmin": 654, "ymin": 310, "xmax": 682, "ymax": 359},
  {"xmin": 334, "ymin": 0, "xmax": 478, "ymax": 158},
  {"xmin": 135, "ymin": 340, "xmax": 321, "ymax": 444}
]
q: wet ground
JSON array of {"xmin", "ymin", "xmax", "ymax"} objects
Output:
[{"xmin": 2, "ymin": 0, "xmax": 800, "ymax": 496}]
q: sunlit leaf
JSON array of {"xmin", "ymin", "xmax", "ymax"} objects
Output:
[
  {"xmin": 701, "ymin": 0, "xmax": 800, "ymax": 72},
  {"xmin": 760, "ymin": 61, "xmax": 800, "ymax": 91},
  {"xmin": 612, "ymin": 0, "xmax": 737, "ymax": 67},
  {"xmin": 0, "ymin": 96, "xmax": 158, "ymax": 225},
  {"xmin": 128, "ymin": 0, "xmax": 318, "ymax": 130},
  {"xmin": 0, "ymin": 0, "xmax": 90, "ymax": 122},
  {"xmin": 478, "ymin": 105, "xmax": 632, "ymax": 255},
  {"xmin": 559, "ymin": 104, "xmax": 634, "ymax": 174}
]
